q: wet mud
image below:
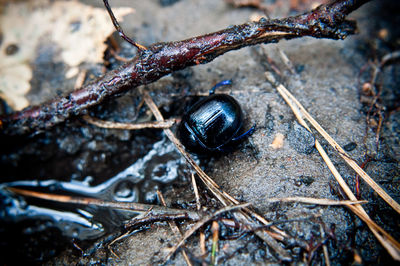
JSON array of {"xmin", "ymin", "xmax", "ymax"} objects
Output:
[{"xmin": 0, "ymin": 0, "xmax": 399, "ymax": 264}]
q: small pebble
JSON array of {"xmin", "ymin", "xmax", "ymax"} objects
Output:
[{"xmin": 287, "ymin": 121, "xmax": 315, "ymax": 154}]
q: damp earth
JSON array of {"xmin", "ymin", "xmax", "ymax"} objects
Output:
[{"xmin": 0, "ymin": 0, "xmax": 399, "ymax": 265}]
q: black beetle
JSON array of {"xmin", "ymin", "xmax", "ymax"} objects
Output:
[{"xmin": 178, "ymin": 80, "xmax": 255, "ymax": 154}]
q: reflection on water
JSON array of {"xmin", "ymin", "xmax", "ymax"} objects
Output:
[{"xmin": 0, "ymin": 137, "xmax": 190, "ymax": 240}]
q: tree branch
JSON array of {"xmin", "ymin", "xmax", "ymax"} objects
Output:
[{"xmin": 0, "ymin": 0, "xmax": 370, "ymax": 135}]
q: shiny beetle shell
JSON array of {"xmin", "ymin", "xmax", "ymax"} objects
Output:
[{"xmin": 178, "ymin": 94, "xmax": 244, "ymax": 154}]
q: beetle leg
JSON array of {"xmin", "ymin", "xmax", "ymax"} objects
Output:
[
  {"xmin": 209, "ymin": 80, "xmax": 232, "ymax": 95},
  {"xmin": 216, "ymin": 145, "xmax": 234, "ymax": 153},
  {"xmin": 232, "ymin": 124, "xmax": 256, "ymax": 142},
  {"xmin": 215, "ymin": 124, "xmax": 256, "ymax": 153}
]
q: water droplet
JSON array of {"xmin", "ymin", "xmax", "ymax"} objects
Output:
[
  {"xmin": 259, "ymin": 17, "xmax": 267, "ymax": 23},
  {"xmin": 113, "ymin": 181, "xmax": 138, "ymax": 202}
]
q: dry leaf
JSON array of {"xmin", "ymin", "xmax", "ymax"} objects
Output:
[{"xmin": 0, "ymin": 0, "xmax": 134, "ymax": 110}]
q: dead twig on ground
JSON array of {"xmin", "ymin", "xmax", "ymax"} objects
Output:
[
  {"xmin": 142, "ymin": 90, "xmax": 294, "ymax": 261},
  {"xmin": 190, "ymin": 173, "xmax": 207, "ymax": 257},
  {"xmin": 265, "ymin": 72, "xmax": 400, "ymax": 260},
  {"xmin": 266, "ymin": 72, "xmax": 400, "ymax": 214},
  {"xmin": 361, "ymin": 50, "xmax": 400, "ymax": 156},
  {"xmin": 157, "ymin": 191, "xmax": 192, "ymax": 266},
  {"xmin": 265, "ymin": 197, "xmax": 367, "ymax": 206},
  {"xmin": 0, "ymin": 0, "xmax": 370, "ymax": 136},
  {"xmin": 320, "ymin": 224, "xmax": 331, "ymax": 266},
  {"xmin": 83, "ymin": 115, "xmax": 176, "ymax": 129},
  {"xmin": 164, "ymin": 203, "xmax": 251, "ymax": 262},
  {"xmin": 191, "ymin": 173, "xmax": 201, "ymax": 212},
  {"xmin": 6, "ymin": 187, "xmax": 200, "ymax": 221}
]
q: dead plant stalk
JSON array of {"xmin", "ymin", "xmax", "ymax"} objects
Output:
[{"xmin": 265, "ymin": 73, "xmax": 400, "ymax": 260}]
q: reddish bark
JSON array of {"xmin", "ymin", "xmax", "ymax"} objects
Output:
[{"xmin": 0, "ymin": 0, "xmax": 370, "ymax": 135}]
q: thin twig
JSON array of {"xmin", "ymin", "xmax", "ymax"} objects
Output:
[
  {"xmin": 320, "ymin": 225, "xmax": 331, "ymax": 266},
  {"xmin": 277, "ymin": 47, "xmax": 296, "ymax": 74},
  {"xmin": 142, "ymin": 90, "xmax": 293, "ymax": 261},
  {"xmin": 266, "ymin": 72, "xmax": 400, "ymax": 215},
  {"xmin": 103, "ymin": 0, "xmax": 147, "ymax": 51},
  {"xmin": 6, "ymin": 187, "xmax": 200, "ymax": 221},
  {"xmin": 157, "ymin": 190, "xmax": 192, "ymax": 266},
  {"xmin": 74, "ymin": 70, "xmax": 87, "ymax": 90},
  {"xmin": 316, "ymin": 139, "xmax": 400, "ymax": 260},
  {"xmin": 364, "ymin": 50, "xmax": 400, "ymax": 157},
  {"xmin": 371, "ymin": 50, "xmax": 400, "ymax": 85},
  {"xmin": 124, "ymin": 212, "xmax": 191, "ymax": 230},
  {"xmin": 164, "ymin": 203, "xmax": 251, "ymax": 262},
  {"xmin": 266, "ymin": 73, "xmax": 400, "ymax": 260},
  {"xmin": 191, "ymin": 173, "xmax": 201, "ymax": 211},
  {"xmin": 190, "ymin": 173, "xmax": 206, "ymax": 258},
  {"xmin": 83, "ymin": 115, "xmax": 176, "ymax": 129},
  {"xmin": 169, "ymin": 88, "xmax": 264, "ymax": 97},
  {"xmin": 108, "ymin": 230, "xmax": 132, "ymax": 258},
  {"xmin": 265, "ymin": 197, "xmax": 367, "ymax": 206},
  {"xmin": 109, "ymin": 48, "xmax": 131, "ymax": 63},
  {"xmin": 347, "ymin": 204, "xmax": 400, "ymax": 257}
]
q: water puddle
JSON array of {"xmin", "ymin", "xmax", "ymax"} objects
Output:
[{"xmin": 0, "ymin": 136, "xmax": 191, "ymax": 240}]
